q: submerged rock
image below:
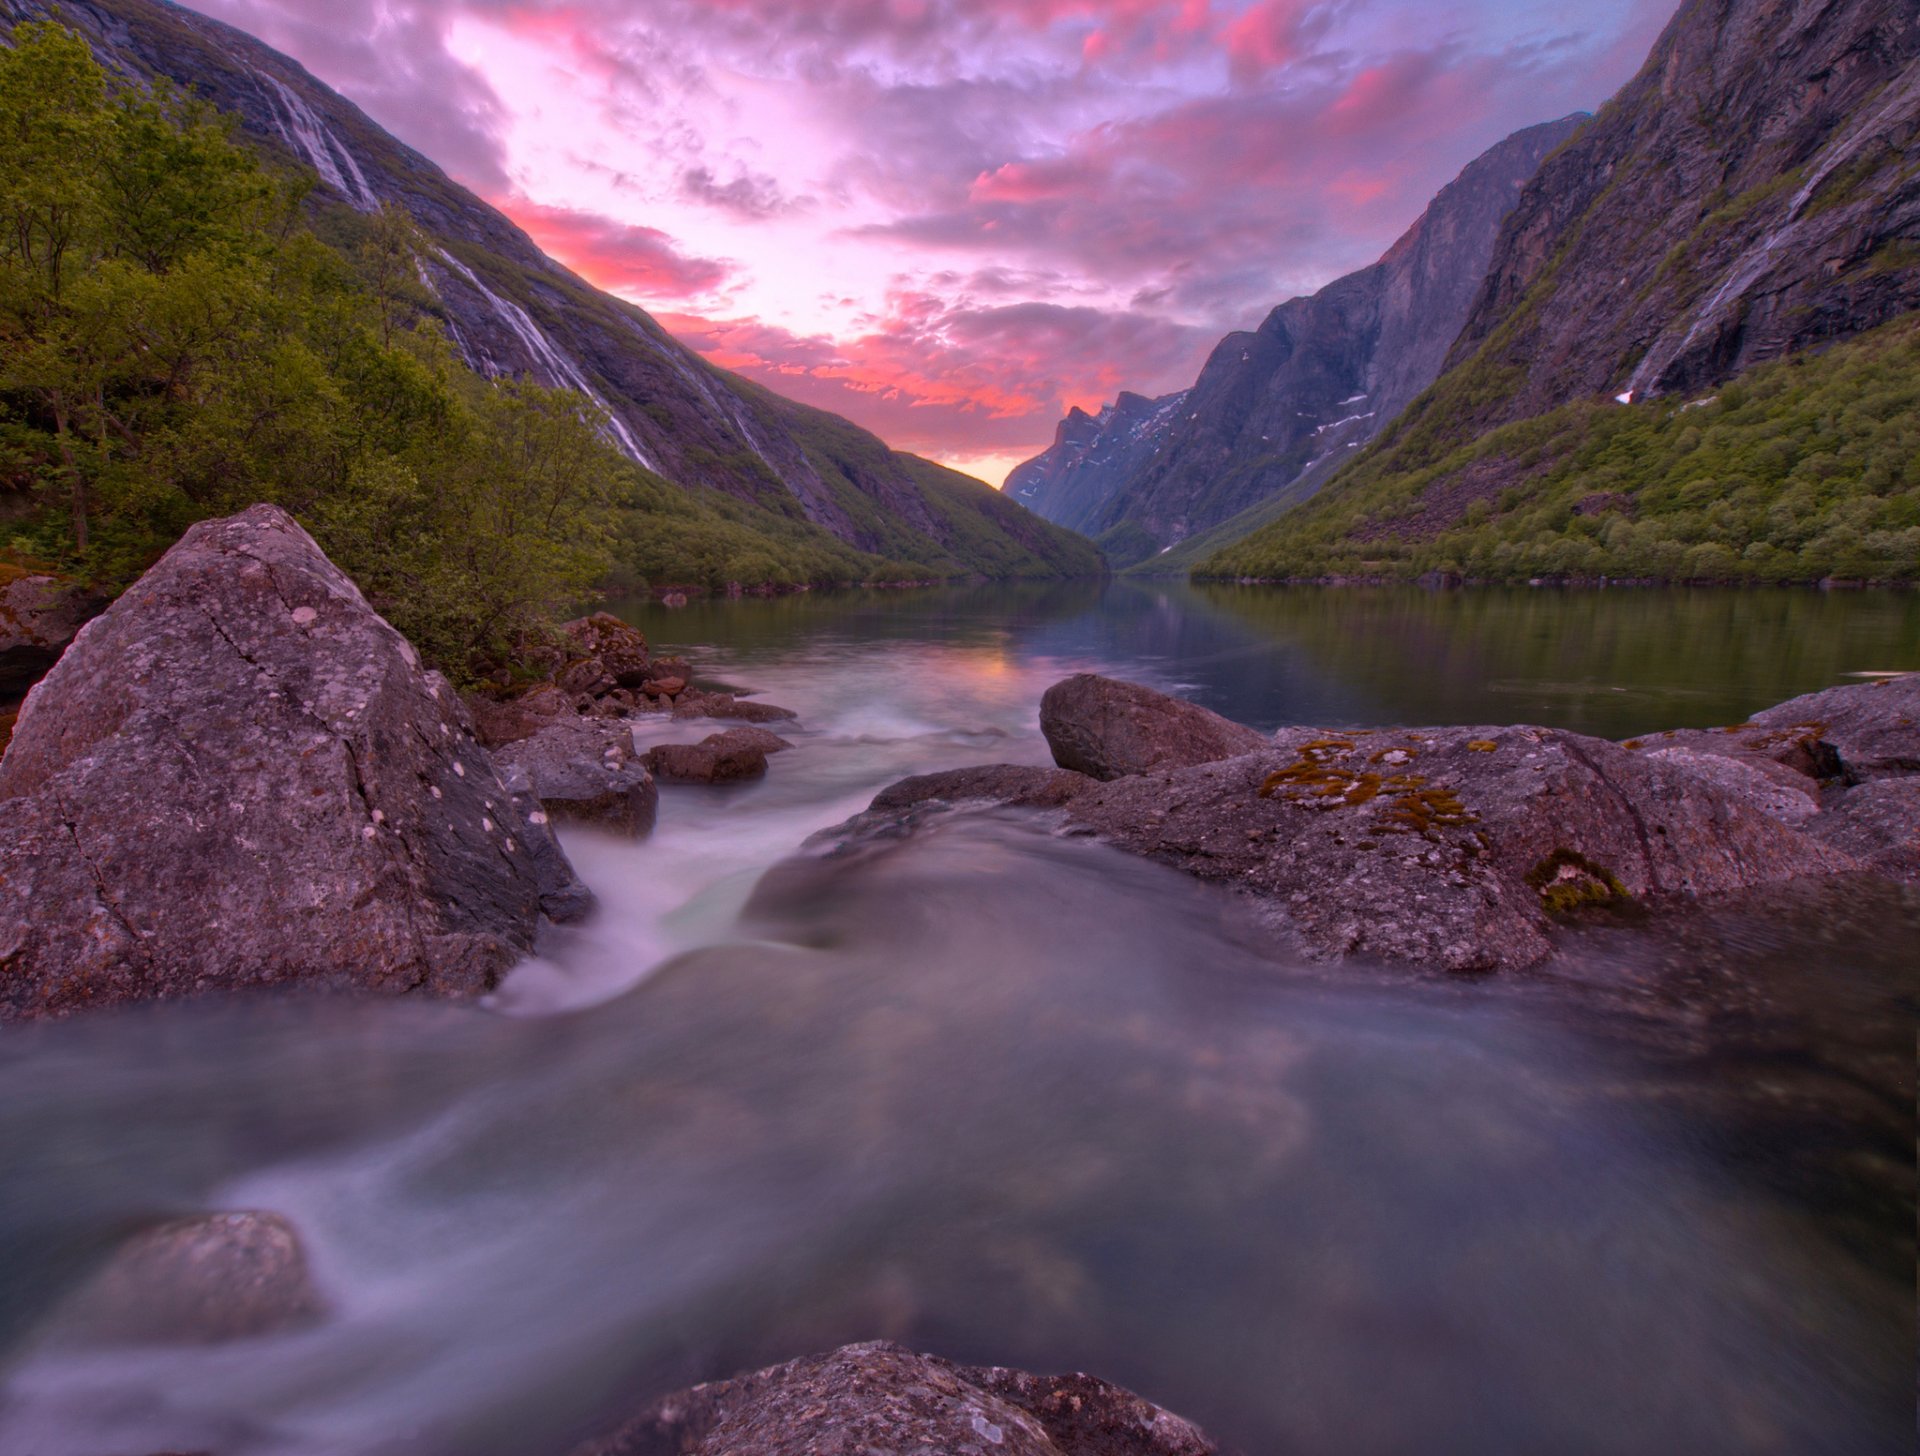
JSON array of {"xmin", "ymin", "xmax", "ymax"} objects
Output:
[
  {"xmin": 493, "ymin": 718, "xmax": 657, "ymax": 838},
  {"xmin": 1040, "ymin": 674, "xmax": 1265, "ymax": 781},
  {"xmin": 646, "ymin": 727, "xmax": 791, "ymax": 786},
  {"xmin": 840, "ymin": 674, "xmax": 1920, "ymax": 974},
  {"xmin": 672, "ymin": 689, "xmax": 799, "ymax": 724},
  {"xmin": 0, "ymin": 571, "xmax": 107, "ymax": 699},
  {"xmin": 0, "ymin": 505, "xmax": 587, "ymax": 1021},
  {"xmin": 50, "ymin": 1211, "xmax": 323, "ymax": 1346},
  {"xmin": 572, "ymin": 1341, "xmax": 1218, "ymax": 1456}
]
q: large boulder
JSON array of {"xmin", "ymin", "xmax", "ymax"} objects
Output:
[
  {"xmin": 0, "ymin": 505, "xmax": 588, "ymax": 1021},
  {"xmin": 493, "ymin": 717, "xmax": 657, "ymax": 837},
  {"xmin": 0, "ymin": 570, "xmax": 107, "ymax": 698},
  {"xmin": 1631, "ymin": 675, "xmax": 1919, "ymax": 784},
  {"xmin": 1040, "ymin": 674, "xmax": 1265, "ymax": 781},
  {"xmin": 572, "ymin": 1341, "xmax": 1218, "ymax": 1456},
  {"xmin": 834, "ymin": 691, "xmax": 1871, "ymax": 972}
]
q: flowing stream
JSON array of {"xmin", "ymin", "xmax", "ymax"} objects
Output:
[{"xmin": 0, "ymin": 583, "xmax": 1913, "ymax": 1455}]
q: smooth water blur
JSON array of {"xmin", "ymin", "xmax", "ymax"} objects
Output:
[{"xmin": 0, "ymin": 583, "xmax": 1911, "ymax": 1455}]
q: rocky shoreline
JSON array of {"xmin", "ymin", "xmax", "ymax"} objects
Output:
[
  {"xmin": 1, "ymin": 507, "xmax": 1913, "ymax": 1451},
  {"xmin": 815, "ymin": 670, "xmax": 1918, "ymax": 973},
  {"xmin": 0, "ymin": 507, "xmax": 801, "ymax": 1023}
]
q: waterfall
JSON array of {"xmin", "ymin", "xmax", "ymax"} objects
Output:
[
  {"xmin": 435, "ymin": 253, "xmax": 660, "ymax": 472},
  {"xmin": 262, "ymin": 76, "xmax": 380, "ymax": 213}
]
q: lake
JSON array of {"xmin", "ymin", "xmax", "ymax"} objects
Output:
[{"xmin": 0, "ymin": 583, "xmax": 1911, "ymax": 1455}]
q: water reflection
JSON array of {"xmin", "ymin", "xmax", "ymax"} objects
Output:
[{"xmin": 615, "ymin": 581, "xmax": 1919, "ymax": 737}]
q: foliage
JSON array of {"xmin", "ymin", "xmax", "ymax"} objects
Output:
[
  {"xmin": 0, "ymin": 22, "xmax": 1100, "ymax": 670},
  {"xmin": 1198, "ymin": 316, "xmax": 1920, "ymax": 585}
]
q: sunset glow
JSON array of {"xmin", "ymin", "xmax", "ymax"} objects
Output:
[{"xmin": 185, "ymin": 0, "xmax": 1678, "ymax": 481}]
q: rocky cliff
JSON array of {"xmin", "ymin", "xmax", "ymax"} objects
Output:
[
  {"xmin": 7, "ymin": 0, "xmax": 1099, "ymax": 579},
  {"xmin": 1005, "ymin": 390, "xmax": 1187, "ymax": 537},
  {"xmin": 1008, "ymin": 117, "xmax": 1582, "ymax": 565},
  {"xmin": 1448, "ymin": 0, "xmax": 1919, "ymax": 424},
  {"xmin": 1199, "ymin": 0, "xmax": 1920, "ymax": 580}
]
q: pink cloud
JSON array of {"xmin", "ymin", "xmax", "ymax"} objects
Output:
[
  {"xmin": 662, "ymin": 293, "xmax": 1211, "ymax": 464},
  {"xmin": 182, "ymin": 0, "xmax": 1682, "ymax": 474},
  {"xmin": 1220, "ymin": 0, "xmax": 1313, "ymax": 81},
  {"xmin": 499, "ymin": 198, "xmax": 733, "ymax": 299}
]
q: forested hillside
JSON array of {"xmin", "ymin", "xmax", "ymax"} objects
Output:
[{"xmin": 0, "ymin": 23, "xmax": 1097, "ymax": 675}]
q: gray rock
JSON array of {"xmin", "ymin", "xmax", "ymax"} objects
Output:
[
  {"xmin": 1801, "ymin": 778, "xmax": 1920, "ymax": 879},
  {"xmin": 1747, "ymin": 674, "xmax": 1919, "ymax": 781},
  {"xmin": 499, "ymin": 765, "xmax": 597, "ymax": 924},
  {"xmin": 0, "ymin": 505, "xmax": 586, "ymax": 1021},
  {"xmin": 1642, "ymin": 746, "xmax": 1822, "ymax": 825},
  {"xmin": 707, "ymin": 725, "xmax": 793, "ymax": 756},
  {"xmin": 51, "ymin": 1211, "xmax": 323, "ymax": 1346},
  {"xmin": 848, "ymin": 714, "xmax": 1863, "ymax": 973},
  {"xmin": 463, "ymin": 681, "xmax": 577, "ymax": 748},
  {"xmin": 1039, "ymin": 674, "xmax": 1265, "ymax": 781},
  {"xmin": 872, "ymin": 764, "xmax": 1091, "ymax": 812},
  {"xmin": 571, "ymin": 1340, "xmax": 1218, "ymax": 1456},
  {"xmin": 562, "ymin": 612, "xmax": 650, "ymax": 687},
  {"xmin": 645, "ymin": 727, "xmax": 787, "ymax": 785},
  {"xmin": 671, "ymin": 689, "xmax": 798, "ymax": 724},
  {"xmin": 493, "ymin": 717, "xmax": 657, "ymax": 838},
  {"xmin": 0, "ymin": 572, "xmax": 106, "ymax": 697}
]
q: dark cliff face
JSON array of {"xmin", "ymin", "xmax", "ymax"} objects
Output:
[
  {"xmin": 1446, "ymin": 0, "xmax": 1920, "ymax": 423},
  {"xmin": 11, "ymin": 0, "xmax": 1100, "ymax": 577},
  {"xmin": 1005, "ymin": 390, "xmax": 1188, "ymax": 536},
  {"xmin": 1009, "ymin": 117, "xmax": 1582, "ymax": 559}
]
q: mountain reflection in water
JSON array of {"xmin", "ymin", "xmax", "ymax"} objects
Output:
[{"xmin": 0, "ymin": 582, "xmax": 1910, "ymax": 1456}]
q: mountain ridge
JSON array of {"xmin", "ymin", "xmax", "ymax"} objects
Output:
[
  {"xmin": 1198, "ymin": 0, "xmax": 1920, "ymax": 584},
  {"xmin": 1007, "ymin": 115, "xmax": 1584, "ymax": 565}
]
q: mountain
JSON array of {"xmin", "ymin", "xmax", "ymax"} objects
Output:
[
  {"xmin": 1007, "ymin": 116, "xmax": 1584, "ymax": 568},
  {"xmin": 8, "ymin": 0, "xmax": 1100, "ymax": 581},
  {"xmin": 1202, "ymin": 0, "xmax": 1920, "ymax": 584},
  {"xmin": 1005, "ymin": 389, "xmax": 1186, "ymax": 537}
]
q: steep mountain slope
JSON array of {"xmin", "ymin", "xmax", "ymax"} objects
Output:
[
  {"xmin": 1008, "ymin": 117, "xmax": 1583, "ymax": 567},
  {"xmin": 1201, "ymin": 0, "xmax": 1920, "ymax": 581},
  {"xmin": 1005, "ymin": 389, "xmax": 1186, "ymax": 537},
  {"xmin": 9, "ymin": 0, "xmax": 1100, "ymax": 580}
]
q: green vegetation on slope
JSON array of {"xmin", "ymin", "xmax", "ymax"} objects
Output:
[
  {"xmin": 1198, "ymin": 315, "xmax": 1920, "ymax": 584},
  {"xmin": 0, "ymin": 22, "xmax": 1097, "ymax": 679}
]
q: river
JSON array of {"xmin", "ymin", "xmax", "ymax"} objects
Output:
[{"xmin": 0, "ymin": 582, "xmax": 1912, "ymax": 1455}]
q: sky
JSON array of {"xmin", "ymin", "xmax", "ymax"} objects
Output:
[{"xmin": 186, "ymin": 0, "xmax": 1679, "ymax": 485}]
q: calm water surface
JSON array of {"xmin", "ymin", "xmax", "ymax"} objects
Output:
[{"xmin": 0, "ymin": 583, "xmax": 1911, "ymax": 1455}]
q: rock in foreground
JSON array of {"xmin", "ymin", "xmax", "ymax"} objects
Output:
[
  {"xmin": 825, "ymin": 674, "xmax": 1914, "ymax": 974},
  {"xmin": 0, "ymin": 506, "xmax": 586, "ymax": 1021},
  {"xmin": 573, "ymin": 1341, "xmax": 1218, "ymax": 1456},
  {"xmin": 1040, "ymin": 674, "xmax": 1265, "ymax": 780}
]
